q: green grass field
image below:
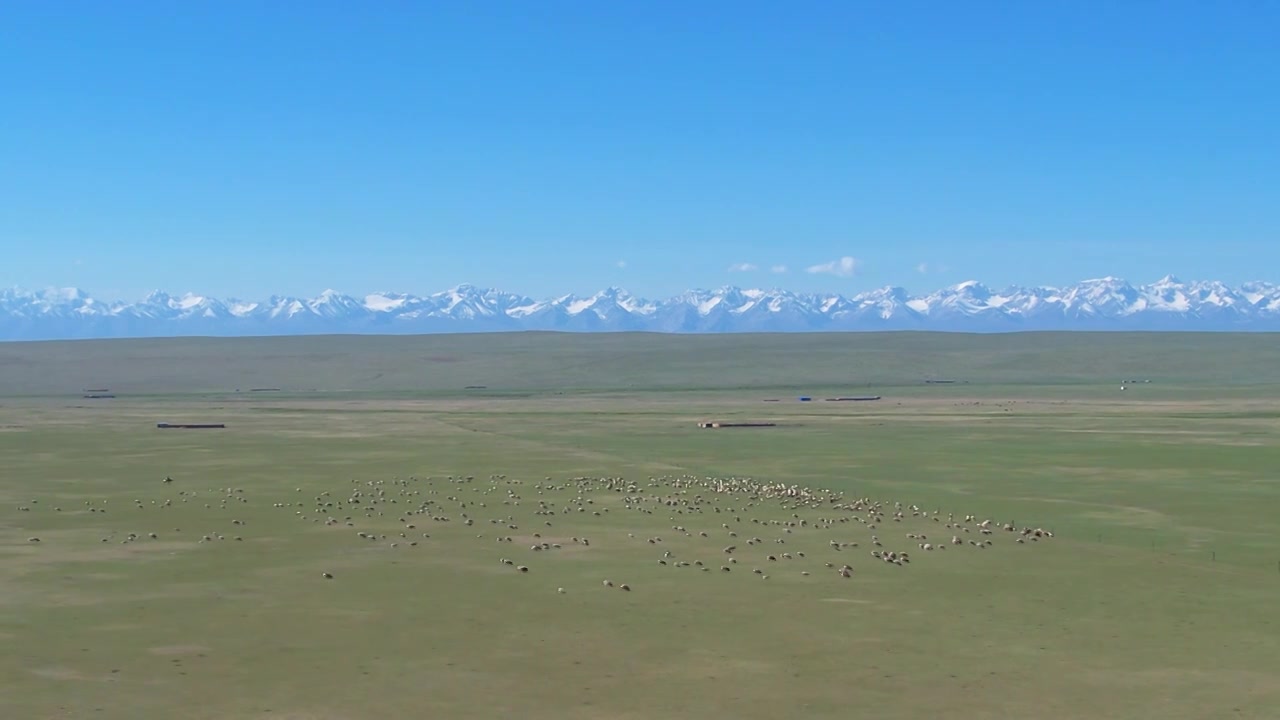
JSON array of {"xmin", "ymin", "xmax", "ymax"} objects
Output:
[{"xmin": 2, "ymin": 332, "xmax": 1278, "ymax": 719}]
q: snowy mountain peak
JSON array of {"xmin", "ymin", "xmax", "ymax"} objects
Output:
[
  {"xmin": 2, "ymin": 277, "xmax": 1279, "ymax": 340},
  {"xmin": 48, "ymin": 287, "xmax": 90, "ymax": 302}
]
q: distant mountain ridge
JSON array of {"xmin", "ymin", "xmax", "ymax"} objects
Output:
[{"xmin": 3, "ymin": 276, "xmax": 1279, "ymax": 340}]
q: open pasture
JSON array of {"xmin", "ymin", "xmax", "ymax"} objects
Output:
[{"xmin": 2, "ymin": 332, "xmax": 1279, "ymax": 719}]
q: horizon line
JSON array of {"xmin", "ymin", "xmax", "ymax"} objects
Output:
[{"xmin": 5, "ymin": 274, "xmax": 1277, "ymax": 303}]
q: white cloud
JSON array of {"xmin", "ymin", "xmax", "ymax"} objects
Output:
[
  {"xmin": 771, "ymin": 265, "xmax": 788, "ymax": 274},
  {"xmin": 917, "ymin": 262, "xmax": 948, "ymax": 274},
  {"xmin": 727, "ymin": 262, "xmax": 758, "ymax": 272},
  {"xmin": 917, "ymin": 263, "xmax": 929, "ymax": 274},
  {"xmin": 805, "ymin": 256, "xmax": 860, "ymax": 277},
  {"xmin": 616, "ymin": 260, "xmax": 627, "ymax": 269}
]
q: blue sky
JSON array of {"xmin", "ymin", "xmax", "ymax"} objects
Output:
[{"xmin": 2, "ymin": 1, "xmax": 1277, "ymax": 301}]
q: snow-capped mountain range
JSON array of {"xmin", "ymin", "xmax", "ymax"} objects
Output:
[{"xmin": 3, "ymin": 276, "xmax": 1279, "ymax": 341}]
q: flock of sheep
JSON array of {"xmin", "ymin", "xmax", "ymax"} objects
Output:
[
  {"xmin": 292, "ymin": 471, "xmax": 1056, "ymax": 590},
  {"xmin": 14, "ymin": 471, "xmax": 1055, "ymax": 596}
]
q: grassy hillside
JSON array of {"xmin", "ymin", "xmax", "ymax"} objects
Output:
[{"xmin": 3, "ymin": 331, "xmax": 1280, "ymax": 397}]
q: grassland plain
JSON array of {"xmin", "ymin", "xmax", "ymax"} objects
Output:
[{"xmin": 1, "ymin": 332, "xmax": 1278, "ymax": 720}]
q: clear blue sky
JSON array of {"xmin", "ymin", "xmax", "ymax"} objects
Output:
[{"xmin": 2, "ymin": 0, "xmax": 1277, "ymax": 301}]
